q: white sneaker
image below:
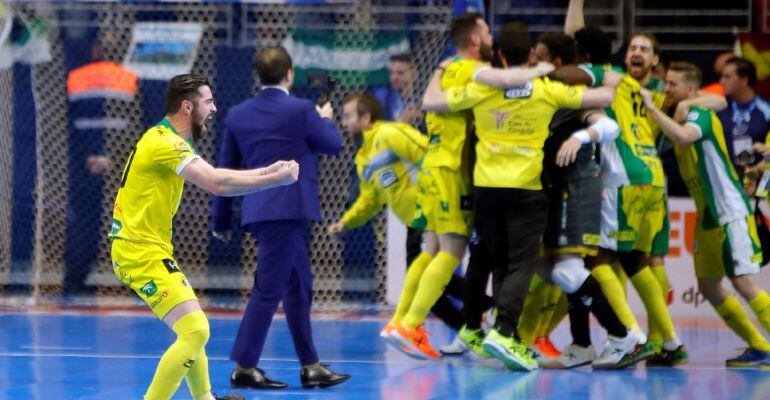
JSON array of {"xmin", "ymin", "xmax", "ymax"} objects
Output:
[
  {"xmin": 592, "ymin": 334, "xmax": 637, "ymax": 370},
  {"xmin": 481, "ymin": 307, "xmax": 497, "ymax": 332},
  {"xmin": 632, "ymin": 329, "xmax": 647, "ymax": 345},
  {"xmin": 440, "ymin": 333, "xmax": 469, "ymax": 356},
  {"xmin": 540, "ymin": 344, "xmax": 596, "ymax": 369}
]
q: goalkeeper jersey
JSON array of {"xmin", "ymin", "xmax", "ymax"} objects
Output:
[{"xmin": 109, "ymin": 118, "xmax": 200, "ymax": 260}]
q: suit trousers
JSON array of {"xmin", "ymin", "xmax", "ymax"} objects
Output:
[{"xmin": 230, "ymin": 219, "xmax": 319, "ymax": 367}]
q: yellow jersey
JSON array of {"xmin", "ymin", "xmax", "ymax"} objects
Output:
[
  {"xmin": 342, "ymin": 121, "xmax": 428, "ymax": 228},
  {"xmin": 109, "ymin": 118, "xmax": 200, "ymax": 260},
  {"xmin": 445, "ymin": 77, "xmax": 584, "ymax": 190},
  {"xmin": 421, "ymin": 57, "xmax": 486, "ymax": 170},
  {"xmin": 580, "ymin": 64, "xmax": 667, "ymax": 188}
]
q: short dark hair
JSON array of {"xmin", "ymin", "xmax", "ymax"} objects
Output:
[
  {"xmin": 725, "ymin": 56, "xmax": 758, "ymax": 88},
  {"xmin": 629, "ymin": 33, "xmax": 660, "ymax": 56},
  {"xmin": 165, "ymin": 73, "xmax": 211, "ymax": 114},
  {"xmin": 450, "ymin": 12, "xmax": 484, "ymax": 50},
  {"xmin": 389, "ymin": 53, "xmax": 413, "ymax": 65},
  {"xmin": 668, "ymin": 61, "xmax": 702, "ymax": 88},
  {"xmin": 536, "ymin": 32, "xmax": 577, "ymax": 65},
  {"xmin": 574, "ymin": 26, "xmax": 612, "ymax": 64},
  {"xmin": 343, "ymin": 93, "xmax": 382, "ymax": 123},
  {"xmin": 255, "ymin": 46, "xmax": 293, "ymax": 86},
  {"xmin": 499, "ymin": 21, "xmax": 531, "ymax": 66}
]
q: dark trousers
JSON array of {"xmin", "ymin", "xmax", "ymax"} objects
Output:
[
  {"xmin": 405, "ymin": 227, "xmax": 468, "ymax": 331},
  {"xmin": 230, "ymin": 219, "xmax": 318, "ymax": 367},
  {"xmin": 474, "ymin": 187, "xmax": 549, "ymax": 338},
  {"xmin": 462, "ymin": 233, "xmax": 495, "ymax": 329}
]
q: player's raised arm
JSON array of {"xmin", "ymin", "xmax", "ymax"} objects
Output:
[
  {"xmin": 473, "ymin": 62, "xmax": 554, "ymax": 89},
  {"xmin": 421, "ymin": 64, "xmax": 452, "ymax": 112},
  {"xmin": 180, "ymin": 158, "xmax": 299, "ymax": 197},
  {"xmin": 640, "ymin": 88, "xmax": 700, "ymax": 145},
  {"xmin": 564, "ymin": 0, "xmax": 585, "ymax": 37}
]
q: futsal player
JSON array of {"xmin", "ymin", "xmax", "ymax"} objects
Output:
[{"xmin": 109, "ymin": 73, "xmax": 298, "ymax": 400}]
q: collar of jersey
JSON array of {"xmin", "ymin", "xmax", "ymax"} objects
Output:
[{"xmin": 157, "ymin": 117, "xmax": 194, "ymax": 147}]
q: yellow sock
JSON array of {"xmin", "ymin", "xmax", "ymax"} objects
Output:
[
  {"xmin": 716, "ymin": 295, "xmax": 770, "ymax": 352},
  {"xmin": 630, "ymin": 268, "xmax": 677, "ymax": 342},
  {"xmin": 592, "ymin": 264, "xmax": 641, "ymax": 333},
  {"xmin": 517, "ymin": 275, "xmax": 550, "ymax": 345},
  {"xmin": 146, "ymin": 311, "xmax": 210, "ymax": 400},
  {"xmin": 647, "ymin": 264, "xmax": 670, "ymax": 343},
  {"xmin": 543, "ymin": 291, "xmax": 568, "ymax": 337},
  {"xmin": 612, "ymin": 262, "xmax": 628, "ymax": 297},
  {"xmin": 534, "ymin": 284, "xmax": 562, "ymax": 338},
  {"xmin": 185, "ymin": 348, "xmax": 212, "ymax": 400},
  {"xmin": 749, "ymin": 290, "xmax": 770, "ymax": 335},
  {"xmin": 392, "ymin": 251, "xmax": 433, "ymax": 324},
  {"xmin": 403, "ymin": 252, "xmax": 460, "ymax": 329}
]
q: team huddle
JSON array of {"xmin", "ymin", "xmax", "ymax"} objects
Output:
[
  {"xmin": 333, "ymin": 9, "xmax": 770, "ymax": 372},
  {"xmin": 107, "ymin": 2, "xmax": 770, "ymax": 399}
]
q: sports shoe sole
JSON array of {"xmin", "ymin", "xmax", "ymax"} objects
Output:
[
  {"xmin": 381, "ymin": 330, "xmax": 425, "ymax": 360},
  {"xmin": 594, "ymin": 344, "xmax": 655, "ymax": 370},
  {"xmin": 539, "ymin": 357, "xmax": 594, "ymax": 369},
  {"xmin": 389, "ymin": 329, "xmax": 439, "ymax": 360},
  {"xmin": 482, "ymin": 340, "xmax": 538, "ymax": 371}
]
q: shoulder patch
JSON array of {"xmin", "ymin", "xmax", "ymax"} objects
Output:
[
  {"xmin": 687, "ymin": 111, "xmax": 699, "ymax": 122},
  {"xmin": 504, "ymin": 82, "xmax": 533, "ymax": 99}
]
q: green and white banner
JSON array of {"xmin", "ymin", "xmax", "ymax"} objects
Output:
[{"xmin": 283, "ymin": 28, "xmax": 409, "ymax": 87}]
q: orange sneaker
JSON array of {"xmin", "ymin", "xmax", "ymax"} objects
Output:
[
  {"xmin": 392, "ymin": 323, "xmax": 441, "ymax": 360},
  {"xmin": 535, "ymin": 336, "xmax": 562, "ymax": 359},
  {"xmin": 380, "ymin": 321, "xmax": 415, "ymax": 357}
]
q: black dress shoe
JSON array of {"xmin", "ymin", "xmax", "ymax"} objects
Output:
[
  {"xmin": 300, "ymin": 364, "xmax": 350, "ymax": 389},
  {"xmin": 230, "ymin": 367, "xmax": 288, "ymax": 389}
]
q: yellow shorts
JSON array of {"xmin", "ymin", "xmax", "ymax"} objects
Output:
[
  {"xmin": 600, "ymin": 185, "xmax": 667, "ymax": 254},
  {"xmin": 412, "ymin": 166, "xmax": 472, "ymax": 237},
  {"xmin": 694, "ymin": 214, "xmax": 762, "ymax": 278},
  {"xmin": 111, "ymin": 240, "xmax": 197, "ymax": 319}
]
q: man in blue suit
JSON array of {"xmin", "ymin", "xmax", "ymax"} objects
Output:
[{"xmin": 211, "ymin": 46, "xmax": 349, "ymax": 390}]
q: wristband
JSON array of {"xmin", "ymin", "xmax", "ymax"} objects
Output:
[{"xmin": 572, "ymin": 129, "xmax": 591, "ymax": 144}]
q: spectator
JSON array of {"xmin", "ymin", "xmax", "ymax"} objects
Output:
[
  {"xmin": 700, "ymin": 52, "xmax": 734, "ymax": 97},
  {"xmin": 717, "ymin": 57, "xmax": 770, "ymax": 169},
  {"xmin": 371, "ymin": 54, "xmax": 423, "ymax": 126}
]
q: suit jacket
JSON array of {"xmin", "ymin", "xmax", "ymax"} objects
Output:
[{"xmin": 211, "ymin": 87, "xmax": 342, "ymax": 230}]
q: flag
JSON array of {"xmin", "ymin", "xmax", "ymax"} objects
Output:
[
  {"xmin": 0, "ymin": 16, "xmax": 51, "ymax": 70},
  {"xmin": 283, "ymin": 28, "xmax": 409, "ymax": 87},
  {"xmin": 738, "ymin": 33, "xmax": 770, "ymax": 99}
]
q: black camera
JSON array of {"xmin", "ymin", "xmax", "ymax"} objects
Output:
[{"xmin": 308, "ymin": 73, "xmax": 336, "ymax": 106}]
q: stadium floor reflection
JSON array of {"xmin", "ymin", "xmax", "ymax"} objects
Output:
[{"xmin": 1, "ymin": 312, "xmax": 768, "ymax": 399}]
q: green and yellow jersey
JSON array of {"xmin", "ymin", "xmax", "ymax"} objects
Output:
[
  {"xmin": 109, "ymin": 118, "xmax": 199, "ymax": 260},
  {"xmin": 674, "ymin": 107, "xmax": 752, "ymax": 228},
  {"xmin": 421, "ymin": 57, "xmax": 486, "ymax": 171},
  {"xmin": 342, "ymin": 121, "xmax": 428, "ymax": 228},
  {"xmin": 580, "ymin": 64, "xmax": 667, "ymax": 188},
  {"xmin": 444, "ymin": 77, "xmax": 584, "ymax": 190}
]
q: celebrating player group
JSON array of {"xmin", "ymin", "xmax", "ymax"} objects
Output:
[{"xmin": 342, "ymin": 1, "xmax": 770, "ymax": 372}]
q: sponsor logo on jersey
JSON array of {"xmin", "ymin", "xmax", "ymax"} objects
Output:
[
  {"xmin": 490, "ymin": 109, "xmax": 510, "ymax": 130},
  {"xmin": 181, "ymin": 277, "xmax": 191, "ymax": 288},
  {"xmin": 378, "ymin": 168, "xmax": 398, "ymax": 188},
  {"xmin": 140, "ymin": 280, "xmax": 158, "ymax": 297},
  {"xmin": 440, "ymin": 201, "xmax": 449, "ymax": 212},
  {"xmin": 687, "ymin": 111, "xmax": 699, "ymax": 122},
  {"xmin": 163, "ymin": 259, "xmax": 180, "ymax": 274},
  {"xmin": 503, "ymin": 82, "xmax": 533, "ymax": 99},
  {"xmin": 110, "ymin": 218, "xmax": 122, "ymax": 236}
]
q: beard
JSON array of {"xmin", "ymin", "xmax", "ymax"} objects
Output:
[
  {"xmin": 480, "ymin": 42, "xmax": 494, "ymax": 63},
  {"xmin": 191, "ymin": 105, "xmax": 208, "ymax": 140},
  {"xmin": 192, "ymin": 122, "xmax": 204, "ymax": 140}
]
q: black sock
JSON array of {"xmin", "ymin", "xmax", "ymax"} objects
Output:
[
  {"xmin": 568, "ymin": 297, "xmax": 591, "ymax": 347},
  {"xmin": 570, "ymin": 276, "xmax": 627, "ymax": 339}
]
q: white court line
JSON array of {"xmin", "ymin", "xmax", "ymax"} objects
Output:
[
  {"xmin": 0, "ymin": 351, "xmax": 402, "ymax": 365},
  {"xmin": 0, "ymin": 351, "xmax": 747, "ymax": 371},
  {"xmin": 20, "ymin": 346, "xmax": 92, "ymax": 350}
]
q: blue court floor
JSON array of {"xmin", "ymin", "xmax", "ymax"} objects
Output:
[{"xmin": 1, "ymin": 311, "xmax": 769, "ymax": 400}]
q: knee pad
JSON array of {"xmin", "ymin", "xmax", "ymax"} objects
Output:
[{"xmin": 551, "ymin": 257, "xmax": 590, "ymax": 294}]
